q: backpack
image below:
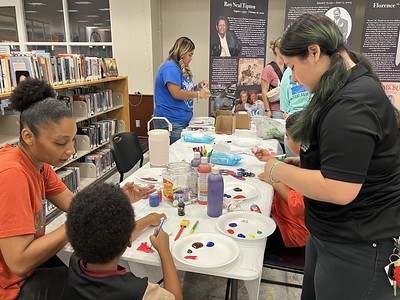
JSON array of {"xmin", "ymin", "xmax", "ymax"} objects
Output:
[{"xmin": 268, "ymin": 61, "xmax": 285, "ymax": 91}]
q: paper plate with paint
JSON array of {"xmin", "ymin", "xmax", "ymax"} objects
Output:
[
  {"xmin": 172, "ymin": 233, "xmax": 239, "ymax": 268},
  {"xmin": 224, "ymin": 182, "xmax": 258, "ymax": 201},
  {"xmin": 134, "ymin": 167, "xmax": 164, "ymax": 184},
  {"xmin": 231, "ymin": 137, "xmax": 261, "ymax": 148},
  {"xmin": 216, "ymin": 211, "xmax": 276, "ymax": 240}
]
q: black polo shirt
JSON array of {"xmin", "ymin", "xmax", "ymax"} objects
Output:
[{"xmin": 301, "ymin": 63, "xmax": 400, "ymax": 243}]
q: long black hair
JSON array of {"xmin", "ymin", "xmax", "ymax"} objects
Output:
[{"xmin": 279, "ymin": 13, "xmax": 383, "ymax": 143}]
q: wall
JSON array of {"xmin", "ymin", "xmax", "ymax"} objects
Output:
[
  {"xmin": 110, "ymin": 0, "xmax": 155, "ymax": 94},
  {"xmin": 110, "ymin": 0, "xmax": 368, "ymax": 116}
]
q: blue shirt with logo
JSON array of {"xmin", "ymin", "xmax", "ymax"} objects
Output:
[
  {"xmin": 154, "ymin": 60, "xmax": 194, "ymax": 125},
  {"xmin": 280, "ymin": 68, "xmax": 311, "ymax": 116}
]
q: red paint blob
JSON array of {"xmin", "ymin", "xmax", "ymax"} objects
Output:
[
  {"xmin": 227, "ymin": 229, "xmax": 235, "ymax": 234},
  {"xmin": 184, "ymin": 255, "xmax": 198, "ymax": 260},
  {"xmin": 136, "ymin": 242, "xmax": 154, "ymax": 253},
  {"xmin": 233, "ymin": 195, "xmax": 246, "ymax": 199}
]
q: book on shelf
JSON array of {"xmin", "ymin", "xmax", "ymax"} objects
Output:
[
  {"xmin": 102, "ymin": 58, "xmax": 119, "ymax": 77},
  {"xmin": 8, "ymin": 55, "xmax": 35, "ymax": 87}
]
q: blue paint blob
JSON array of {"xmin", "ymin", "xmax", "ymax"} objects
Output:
[
  {"xmin": 187, "ymin": 249, "xmax": 193, "ymax": 253},
  {"xmin": 229, "ymin": 222, "xmax": 237, "ymax": 228},
  {"xmin": 237, "ymin": 233, "xmax": 246, "ymax": 238},
  {"xmin": 224, "ymin": 193, "xmax": 232, "ymax": 198},
  {"xmin": 206, "ymin": 241, "xmax": 215, "ymax": 247}
]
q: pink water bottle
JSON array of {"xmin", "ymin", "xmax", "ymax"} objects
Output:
[
  {"xmin": 197, "ymin": 156, "xmax": 211, "ymax": 205},
  {"xmin": 207, "ymin": 167, "xmax": 224, "ymax": 217}
]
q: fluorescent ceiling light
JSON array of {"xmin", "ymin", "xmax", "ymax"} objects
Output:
[
  {"xmin": 25, "ymin": 10, "xmax": 38, "ymax": 13},
  {"xmin": 75, "ymin": 1, "xmax": 92, "ymax": 4},
  {"xmin": 78, "ymin": 20, "xmax": 89, "ymax": 22},
  {"xmin": 93, "ymin": 23, "xmax": 104, "ymax": 26},
  {"xmin": 87, "ymin": 15, "xmax": 99, "ymax": 18},
  {"xmin": 98, "ymin": 8, "xmax": 109, "ymax": 11},
  {"xmin": 28, "ymin": 2, "xmax": 46, "ymax": 5}
]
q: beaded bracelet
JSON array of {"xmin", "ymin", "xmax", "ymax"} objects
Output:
[{"xmin": 268, "ymin": 161, "xmax": 282, "ymax": 184}]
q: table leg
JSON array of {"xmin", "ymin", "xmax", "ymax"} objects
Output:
[
  {"xmin": 244, "ymin": 277, "xmax": 261, "ymax": 300},
  {"xmin": 230, "ymin": 279, "xmax": 238, "ymax": 300}
]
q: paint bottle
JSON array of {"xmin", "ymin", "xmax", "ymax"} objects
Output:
[
  {"xmin": 149, "ymin": 192, "xmax": 159, "ymax": 207},
  {"xmin": 207, "ymin": 167, "xmax": 224, "ymax": 217},
  {"xmin": 178, "ymin": 197, "xmax": 185, "ymax": 216},
  {"xmin": 190, "ymin": 152, "xmax": 201, "ymax": 196},
  {"xmin": 197, "ymin": 156, "xmax": 211, "ymax": 205}
]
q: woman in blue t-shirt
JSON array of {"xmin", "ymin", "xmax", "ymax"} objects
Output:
[{"xmin": 154, "ymin": 37, "xmax": 210, "ymax": 144}]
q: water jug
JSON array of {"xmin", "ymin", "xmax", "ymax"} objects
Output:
[{"xmin": 147, "ymin": 117, "xmax": 172, "ymax": 167}]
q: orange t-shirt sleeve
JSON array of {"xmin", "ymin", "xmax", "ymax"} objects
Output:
[
  {"xmin": 0, "ymin": 167, "xmax": 37, "ymax": 238},
  {"xmin": 42, "ymin": 164, "xmax": 67, "ymax": 198},
  {"xmin": 287, "ymin": 190, "xmax": 305, "ymax": 218}
]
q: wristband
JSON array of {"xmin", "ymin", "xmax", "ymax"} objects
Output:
[
  {"xmin": 197, "ymin": 91, "xmax": 200, "ymax": 102},
  {"xmin": 265, "ymin": 109, "xmax": 271, "ymax": 112},
  {"xmin": 268, "ymin": 161, "xmax": 282, "ymax": 183},
  {"xmin": 197, "ymin": 82, "xmax": 203, "ymax": 89}
]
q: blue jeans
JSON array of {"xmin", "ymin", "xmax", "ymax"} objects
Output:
[
  {"xmin": 153, "ymin": 119, "xmax": 187, "ymax": 145},
  {"xmin": 302, "ymin": 234, "xmax": 394, "ymax": 300}
]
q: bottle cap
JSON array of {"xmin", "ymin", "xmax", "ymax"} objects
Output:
[
  {"xmin": 194, "ymin": 152, "xmax": 201, "ymax": 159},
  {"xmin": 201, "ymin": 156, "xmax": 208, "ymax": 164},
  {"xmin": 211, "ymin": 167, "xmax": 219, "ymax": 174}
]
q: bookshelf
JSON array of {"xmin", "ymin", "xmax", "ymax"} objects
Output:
[{"xmin": 0, "ymin": 76, "xmax": 130, "ymax": 222}]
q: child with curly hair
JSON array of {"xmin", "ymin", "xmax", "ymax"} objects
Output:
[{"xmin": 66, "ymin": 183, "xmax": 182, "ymax": 300}]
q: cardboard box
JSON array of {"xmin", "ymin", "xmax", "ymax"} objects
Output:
[
  {"xmin": 215, "ymin": 110, "xmax": 236, "ymax": 135},
  {"xmin": 235, "ymin": 111, "xmax": 251, "ymax": 129}
]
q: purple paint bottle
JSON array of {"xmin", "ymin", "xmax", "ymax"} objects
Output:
[{"xmin": 207, "ymin": 167, "xmax": 224, "ymax": 217}]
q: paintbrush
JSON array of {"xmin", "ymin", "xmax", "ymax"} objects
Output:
[
  {"xmin": 150, "ymin": 217, "xmax": 166, "ymax": 249},
  {"xmin": 154, "ymin": 217, "xmax": 166, "ymax": 237},
  {"xmin": 174, "ymin": 219, "xmax": 189, "ymax": 241}
]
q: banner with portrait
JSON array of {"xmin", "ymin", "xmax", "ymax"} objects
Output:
[
  {"xmin": 209, "ymin": 0, "xmax": 268, "ymax": 116},
  {"xmin": 285, "ymin": 0, "xmax": 355, "ymax": 50},
  {"xmin": 360, "ymin": 1, "xmax": 400, "ymax": 109}
]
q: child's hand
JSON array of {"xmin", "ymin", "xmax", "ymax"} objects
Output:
[
  {"xmin": 254, "ymin": 148, "xmax": 274, "ymax": 162},
  {"xmin": 145, "ymin": 213, "xmax": 167, "ymax": 227},
  {"xmin": 284, "ymin": 156, "xmax": 301, "ymax": 167},
  {"xmin": 122, "ymin": 182, "xmax": 156, "ymax": 203},
  {"xmin": 258, "ymin": 171, "xmax": 271, "ymax": 184},
  {"xmin": 150, "ymin": 228, "xmax": 170, "ymax": 253}
]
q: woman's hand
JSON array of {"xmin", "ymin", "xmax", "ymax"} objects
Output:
[
  {"xmin": 198, "ymin": 80, "xmax": 209, "ymax": 88},
  {"xmin": 199, "ymin": 89, "xmax": 210, "ymax": 99},
  {"xmin": 122, "ymin": 182, "xmax": 156, "ymax": 203},
  {"xmin": 254, "ymin": 147, "xmax": 275, "ymax": 162}
]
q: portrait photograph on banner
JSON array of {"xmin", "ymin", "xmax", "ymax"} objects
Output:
[{"xmin": 208, "ymin": 0, "xmax": 268, "ymax": 117}]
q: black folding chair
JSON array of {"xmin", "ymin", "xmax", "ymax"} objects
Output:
[
  {"xmin": 110, "ymin": 131, "xmax": 144, "ymax": 183},
  {"xmin": 261, "ymin": 241, "xmax": 305, "ymax": 289}
]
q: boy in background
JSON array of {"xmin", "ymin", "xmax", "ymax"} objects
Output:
[{"xmin": 66, "ymin": 183, "xmax": 182, "ymax": 300}]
